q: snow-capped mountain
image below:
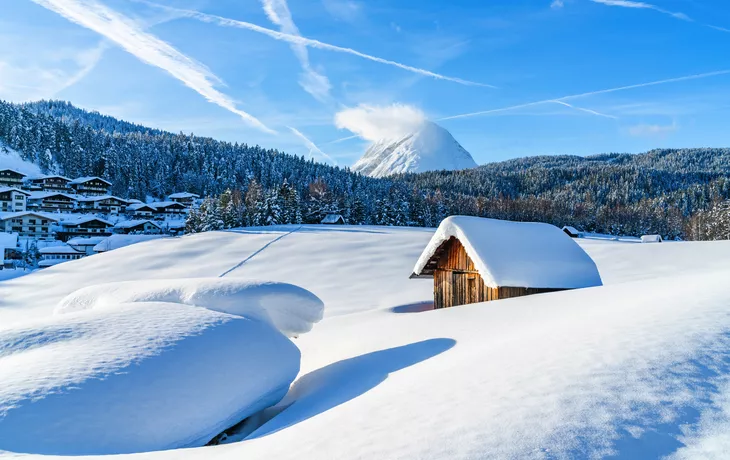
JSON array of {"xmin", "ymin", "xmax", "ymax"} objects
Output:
[{"xmin": 352, "ymin": 121, "xmax": 478, "ymax": 178}]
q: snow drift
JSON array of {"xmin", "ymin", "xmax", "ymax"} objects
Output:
[
  {"xmin": 0, "ymin": 301, "xmax": 300, "ymax": 455},
  {"xmin": 55, "ymin": 278, "xmax": 325, "ymax": 337},
  {"xmin": 352, "ymin": 121, "xmax": 477, "ymax": 178}
]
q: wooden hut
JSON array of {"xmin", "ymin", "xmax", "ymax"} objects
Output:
[
  {"xmin": 321, "ymin": 213, "xmax": 345, "ymax": 225},
  {"xmin": 411, "ymin": 216, "xmax": 603, "ymax": 309}
]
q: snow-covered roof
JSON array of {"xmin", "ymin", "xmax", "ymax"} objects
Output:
[
  {"xmin": 29, "ymin": 174, "xmax": 72, "ymax": 181},
  {"xmin": 0, "ymin": 232, "xmax": 18, "ymax": 249},
  {"xmin": 39, "ymin": 244, "xmax": 84, "ymax": 255},
  {"xmin": 151, "ymin": 201, "xmax": 186, "ymax": 210},
  {"xmin": 76, "ymin": 195, "xmax": 129, "ymax": 203},
  {"xmin": 167, "ymin": 192, "xmax": 200, "ymax": 199},
  {"xmin": 60, "ymin": 216, "xmax": 113, "ymax": 226},
  {"xmin": 321, "ymin": 213, "xmax": 344, "ymax": 224},
  {"xmin": 114, "ymin": 219, "xmax": 161, "ymax": 229},
  {"xmin": 0, "ymin": 168, "xmax": 26, "ymax": 176},
  {"xmin": 412, "ymin": 216, "xmax": 603, "ymax": 289},
  {"xmin": 126, "ymin": 203, "xmax": 156, "ymax": 211},
  {"xmin": 38, "ymin": 259, "xmax": 67, "ymax": 268},
  {"xmin": 67, "ymin": 236, "xmax": 108, "ymax": 246},
  {"xmin": 562, "ymin": 225, "xmax": 582, "ymax": 236},
  {"xmin": 0, "ymin": 211, "xmax": 60, "ymax": 221},
  {"xmin": 69, "ymin": 176, "xmax": 112, "ymax": 186},
  {"xmin": 166, "ymin": 221, "xmax": 186, "ymax": 229},
  {"xmin": 641, "ymin": 234, "xmax": 663, "ymax": 243},
  {"xmin": 27, "ymin": 191, "xmax": 78, "ymax": 200},
  {"xmin": 126, "ymin": 198, "xmax": 143, "ymax": 204},
  {"xmin": 0, "ymin": 187, "xmax": 30, "ymax": 196}
]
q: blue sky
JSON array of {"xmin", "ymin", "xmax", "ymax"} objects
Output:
[{"xmin": 2, "ymin": 0, "xmax": 730, "ymax": 166}]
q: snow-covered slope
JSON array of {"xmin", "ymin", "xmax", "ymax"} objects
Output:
[
  {"xmin": 0, "ymin": 143, "xmax": 43, "ymax": 176},
  {"xmin": 352, "ymin": 121, "xmax": 477, "ymax": 177},
  {"xmin": 4, "ymin": 226, "xmax": 730, "ymax": 458}
]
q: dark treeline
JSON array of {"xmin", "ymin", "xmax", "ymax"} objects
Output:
[{"xmin": 2, "ymin": 99, "xmax": 730, "ymax": 239}]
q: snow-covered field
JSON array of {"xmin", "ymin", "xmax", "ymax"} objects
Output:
[{"xmin": 3, "ymin": 225, "xmax": 730, "ymax": 459}]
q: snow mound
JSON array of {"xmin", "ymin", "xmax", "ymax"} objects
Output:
[
  {"xmin": 55, "ymin": 278, "xmax": 325, "ymax": 337},
  {"xmin": 0, "ymin": 301, "xmax": 300, "ymax": 455},
  {"xmin": 413, "ymin": 216, "xmax": 603, "ymax": 289},
  {"xmin": 352, "ymin": 121, "xmax": 477, "ymax": 178}
]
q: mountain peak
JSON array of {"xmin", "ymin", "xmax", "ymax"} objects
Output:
[{"xmin": 352, "ymin": 121, "xmax": 477, "ymax": 178}]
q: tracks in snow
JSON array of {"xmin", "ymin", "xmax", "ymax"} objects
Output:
[{"xmin": 219, "ymin": 226, "xmax": 302, "ymax": 278}]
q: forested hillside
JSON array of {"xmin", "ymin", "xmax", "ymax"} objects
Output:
[{"xmin": 2, "ymin": 99, "xmax": 730, "ymax": 239}]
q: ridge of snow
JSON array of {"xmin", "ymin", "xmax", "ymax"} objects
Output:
[{"xmin": 352, "ymin": 121, "xmax": 477, "ymax": 178}]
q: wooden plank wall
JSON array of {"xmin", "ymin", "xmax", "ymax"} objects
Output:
[{"xmin": 432, "ymin": 237, "xmax": 564, "ymax": 309}]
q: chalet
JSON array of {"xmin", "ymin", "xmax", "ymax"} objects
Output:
[
  {"xmin": 56, "ymin": 216, "xmax": 113, "ymax": 241},
  {"xmin": 27, "ymin": 175, "xmax": 72, "ymax": 193},
  {"xmin": 641, "ymin": 234, "xmax": 663, "ymax": 243},
  {"xmin": 321, "ymin": 213, "xmax": 345, "ymax": 225},
  {"xmin": 0, "ymin": 232, "xmax": 18, "ymax": 268},
  {"xmin": 27, "ymin": 191, "xmax": 77, "ymax": 213},
  {"xmin": 562, "ymin": 226, "xmax": 583, "ymax": 238},
  {"xmin": 67, "ymin": 236, "xmax": 108, "ymax": 255},
  {"xmin": 165, "ymin": 220, "xmax": 186, "ymax": 236},
  {"xmin": 167, "ymin": 192, "xmax": 200, "ymax": 207},
  {"xmin": 0, "ymin": 187, "xmax": 30, "ymax": 212},
  {"xmin": 0, "ymin": 211, "xmax": 58, "ymax": 240},
  {"xmin": 76, "ymin": 195, "xmax": 129, "ymax": 214},
  {"xmin": 0, "ymin": 169, "xmax": 26, "ymax": 188},
  {"xmin": 38, "ymin": 244, "xmax": 85, "ymax": 268},
  {"xmin": 126, "ymin": 203, "xmax": 156, "ymax": 217},
  {"xmin": 410, "ymin": 216, "xmax": 603, "ymax": 309},
  {"xmin": 150, "ymin": 201, "xmax": 187, "ymax": 218},
  {"xmin": 114, "ymin": 219, "xmax": 162, "ymax": 235},
  {"xmin": 69, "ymin": 176, "xmax": 112, "ymax": 196}
]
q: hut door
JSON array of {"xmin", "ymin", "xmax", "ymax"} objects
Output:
[{"xmin": 450, "ymin": 272, "xmax": 477, "ymax": 307}]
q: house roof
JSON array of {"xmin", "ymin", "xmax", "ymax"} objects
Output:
[
  {"xmin": 412, "ymin": 216, "xmax": 603, "ymax": 289},
  {"xmin": 151, "ymin": 201, "xmax": 186, "ymax": 210},
  {"xmin": 562, "ymin": 226, "xmax": 581, "ymax": 236},
  {"xmin": 76, "ymin": 195, "xmax": 129, "ymax": 203},
  {"xmin": 321, "ymin": 213, "xmax": 344, "ymax": 224},
  {"xmin": 67, "ymin": 236, "xmax": 108, "ymax": 246},
  {"xmin": 29, "ymin": 175, "xmax": 72, "ymax": 182},
  {"xmin": 126, "ymin": 203, "xmax": 156, "ymax": 211},
  {"xmin": 0, "ymin": 187, "xmax": 31, "ymax": 196},
  {"xmin": 114, "ymin": 219, "xmax": 161, "ymax": 229},
  {"xmin": 69, "ymin": 176, "xmax": 112, "ymax": 186},
  {"xmin": 60, "ymin": 216, "xmax": 113, "ymax": 226},
  {"xmin": 0, "ymin": 232, "xmax": 18, "ymax": 249},
  {"xmin": 39, "ymin": 244, "xmax": 84, "ymax": 255},
  {"xmin": 641, "ymin": 234, "xmax": 663, "ymax": 243},
  {"xmin": 0, "ymin": 211, "xmax": 60, "ymax": 222},
  {"xmin": 168, "ymin": 192, "xmax": 200, "ymax": 199},
  {"xmin": 0, "ymin": 169, "xmax": 26, "ymax": 177},
  {"xmin": 28, "ymin": 191, "xmax": 78, "ymax": 200}
]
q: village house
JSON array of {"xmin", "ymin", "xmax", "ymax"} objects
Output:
[
  {"xmin": 562, "ymin": 226, "xmax": 583, "ymax": 238},
  {"xmin": 167, "ymin": 192, "xmax": 200, "ymax": 207},
  {"xmin": 38, "ymin": 244, "xmax": 85, "ymax": 268},
  {"xmin": 27, "ymin": 175, "xmax": 72, "ymax": 193},
  {"xmin": 27, "ymin": 191, "xmax": 77, "ymax": 213},
  {"xmin": 69, "ymin": 177, "xmax": 112, "ymax": 196},
  {"xmin": 641, "ymin": 234, "xmax": 663, "ymax": 243},
  {"xmin": 67, "ymin": 236, "xmax": 108, "ymax": 255},
  {"xmin": 0, "ymin": 187, "xmax": 30, "ymax": 212},
  {"xmin": 76, "ymin": 195, "xmax": 129, "ymax": 215},
  {"xmin": 126, "ymin": 203, "xmax": 156, "ymax": 218},
  {"xmin": 114, "ymin": 219, "xmax": 162, "ymax": 235},
  {"xmin": 321, "ymin": 213, "xmax": 345, "ymax": 225},
  {"xmin": 0, "ymin": 211, "xmax": 58, "ymax": 240},
  {"xmin": 0, "ymin": 232, "xmax": 19, "ymax": 268},
  {"xmin": 0, "ymin": 169, "xmax": 26, "ymax": 188},
  {"xmin": 150, "ymin": 201, "xmax": 187, "ymax": 219},
  {"xmin": 411, "ymin": 216, "xmax": 603, "ymax": 309},
  {"xmin": 56, "ymin": 216, "xmax": 114, "ymax": 242}
]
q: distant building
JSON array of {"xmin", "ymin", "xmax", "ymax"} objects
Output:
[
  {"xmin": 411, "ymin": 216, "xmax": 603, "ymax": 308},
  {"xmin": 114, "ymin": 219, "xmax": 162, "ymax": 235},
  {"xmin": 69, "ymin": 176, "xmax": 112, "ymax": 196},
  {"xmin": 38, "ymin": 244, "xmax": 85, "ymax": 268},
  {"xmin": 641, "ymin": 234, "xmax": 663, "ymax": 243},
  {"xmin": 67, "ymin": 236, "xmax": 108, "ymax": 255},
  {"xmin": 0, "ymin": 169, "xmax": 26, "ymax": 188},
  {"xmin": 150, "ymin": 201, "xmax": 187, "ymax": 219},
  {"xmin": 0, "ymin": 211, "xmax": 58, "ymax": 240},
  {"xmin": 0, "ymin": 232, "xmax": 19, "ymax": 268},
  {"xmin": 56, "ymin": 216, "xmax": 114, "ymax": 241},
  {"xmin": 167, "ymin": 192, "xmax": 200, "ymax": 207},
  {"xmin": 76, "ymin": 195, "xmax": 129, "ymax": 215},
  {"xmin": 562, "ymin": 226, "xmax": 583, "ymax": 238},
  {"xmin": 27, "ymin": 175, "xmax": 72, "ymax": 193},
  {"xmin": 165, "ymin": 220, "xmax": 186, "ymax": 236},
  {"xmin": 126, "ymin": 203, "xmax": 156, "ymax": 218},
  {"xmin": 0, "ymin": 187, "xmax": 30, "ymax": 212},
  {"xmin": 321, "ymin": 213, "xmax": 345, "ymax": 225},
  {"xmin": 27, "ymin": 191, "xmax": 77, "ymax": 213}
]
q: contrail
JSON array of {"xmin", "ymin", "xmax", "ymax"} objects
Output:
[
  {"xmin": 550, "ymin": 101, "xmax": 618, "ymax": 119},
  {"xmin": 440, "ymin": 70, "xmax": 730, "ymax": 121},
  {"xmin": 591, "ymin": 0, "xmax": 730, "ymax": 34},
  {"xmin": 137, "ymin": 0, "xmax": 494, "ymax": 88},
  {"xmin": 31, "ymin": 0, "xmax": 274, "ymax": 133},
  {"xmin": 288, "ymin": 127, "xmax": 337, "ymax": 165},
  {"xmin": 322, "ymin": 134, "xmax": 359, "ymax": 145}
]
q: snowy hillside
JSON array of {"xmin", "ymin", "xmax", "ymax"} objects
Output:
[
  {"xmin": 4, "ymin": 226, "xmax": 730, "ymax": 458},
  {"xmin": 0, "ymin": 142, "xmax": 43, "ymax": 176},
  {"xmin": 352, "ymin": 121, "xmax": 477, "ymax": 177}
]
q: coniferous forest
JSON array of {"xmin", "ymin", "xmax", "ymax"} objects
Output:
[{"xmin": 2, "ymin": 99, "xmax": 730, "ymax": 240}]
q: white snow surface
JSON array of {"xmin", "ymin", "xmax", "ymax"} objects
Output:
[
  {"xmin": 352, "ymin": 121, "xmax": 477, "ymax": 177},
  {"xmin": 4, "ymin": 226, "xmax": 730, "ymax": 458},
  {"xmin": 413, "ymin": 216, "xmax": 603, "ymax": 289},
  {"xmin": 56, "ymin": 278, "xmax": 324, "ymax": 337},
  {"xmin": 0, "ymin": 301, "xmax": 300, "ymax": 455},
  {"xmin": 92, "ymin": 234, "xmax": 167, "ymax": 252},
  {"xmin": 0, "ymin": 144, "xmax": 43, "ymax": 177}
]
